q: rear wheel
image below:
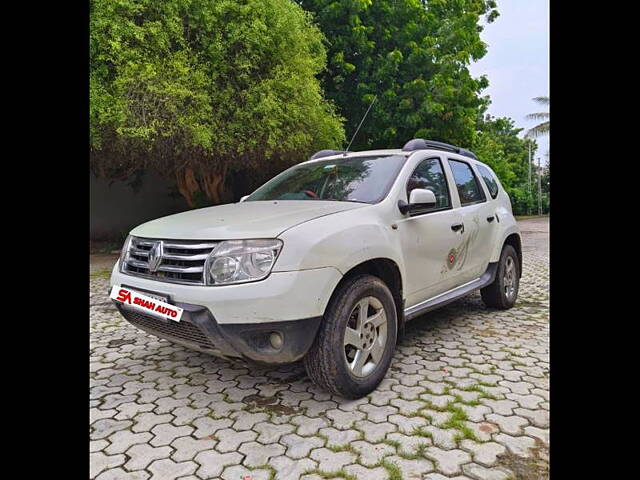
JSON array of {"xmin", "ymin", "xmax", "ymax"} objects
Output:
[
  {"xmin": 304, "ymin": 274, "xmax": 397, "ymax": 398},
  {"xmin": 481, "ymin": 244, "xmax": 520, "ymax": 309}
]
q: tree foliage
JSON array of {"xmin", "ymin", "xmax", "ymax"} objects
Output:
[
  {"xmin": 297, "ymin": 0, "xmax": 498, "ymax": 149},
  {"xmin": 525, "ymin": 96, "xmax": 550, "ymax": 138},
  {"xmin": 472, "ymin": 114, "xmax": 546, "ymax": 215},
  {"xmin": 90, "ymin": 0, "xmax": 345, "ymax": 206}
]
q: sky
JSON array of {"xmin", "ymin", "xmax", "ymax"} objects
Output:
[{"xmin": 469, "ymin": 0, "xmax": 550, "ymax": 165}]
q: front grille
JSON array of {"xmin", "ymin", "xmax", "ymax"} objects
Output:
[
  {"xmin": 121, "ymin": 237, "xmax": 217, "ymax": 285},
  {"xmin": 121, "ymin": 308, "xmax": 216, "ymax": 350}
]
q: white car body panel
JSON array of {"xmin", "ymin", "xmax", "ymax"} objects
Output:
[{"xmin": 131, "ymin": 200, "xmax": 365, "ymax": 240}]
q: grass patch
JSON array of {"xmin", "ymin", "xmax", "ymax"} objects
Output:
[
  {"xmin": 327, "ymin": 443, "xmax": 356, "ymax": 454},
  {"xmin": 411, "ymin": 426, "xmax": 433, "ymax": 439},
  {"xmin": 381, "ymin": 459, "xmax": 403, "ymax": 480},
  {"xmin": 441, "ymin": 404, "xmax": 478, "ymax": 443},
  {"xmin": 302, "ymin": 468, "xmax": 356, "ymax": 480},
  {"xmin": 397, "ymin": 443, "xmax": 428, "ymax": 460},
  {"xmin": 253, "ymin": 464, "xmax": 278, "ymax": 480},
  {"xmin": 90, "ymin": 269, "xmax": 111, "ymax": 279}
]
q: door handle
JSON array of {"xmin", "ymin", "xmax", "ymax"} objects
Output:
[
  {"xmin": 487, "ymin": 216, "xmax": 495, "ymax": 223},
  {"xmin": 451, "ymin": 223, "xmax": 464, "ymax": 233}
]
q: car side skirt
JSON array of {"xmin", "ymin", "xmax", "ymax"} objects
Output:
[{"xmin": 404, "ymin": 262, "xmax": 498, "ymax": 321}]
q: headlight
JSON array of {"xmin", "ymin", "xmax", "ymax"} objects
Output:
[
  {"xmin": 119, "ymin": 235, "xmax": 132, "ymax": 270},
  {"xmin": 205, "ymin": 239, "xmax": 283, "ymax": 285}
]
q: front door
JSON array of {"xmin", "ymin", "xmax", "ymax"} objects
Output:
[{"xmin": 396, "ymin": 157, "xmax": 464, "ymax": 307}]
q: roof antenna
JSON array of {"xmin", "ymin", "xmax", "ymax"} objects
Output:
[{"xmin": 344, "ymin": 95, "xmax": 377, "ymax": 156}]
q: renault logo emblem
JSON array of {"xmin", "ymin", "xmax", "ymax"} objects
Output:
[{"xmin": 148, "ymin": 241, "xmax": 164, "ymax": 273}]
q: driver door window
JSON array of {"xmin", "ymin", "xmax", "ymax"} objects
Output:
[{"xmin": 406, "ymin": 158, "xmax": 451, "ymax": 215}]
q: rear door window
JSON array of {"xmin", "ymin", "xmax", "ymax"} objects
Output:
[{"xmin": 448, "ymin": 159, "xmax": 486, "ymax": 206}]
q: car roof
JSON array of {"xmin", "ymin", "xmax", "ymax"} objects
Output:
[{"xmin": 302, "ymin": 148, "xmax": 486, "ymax": 167}]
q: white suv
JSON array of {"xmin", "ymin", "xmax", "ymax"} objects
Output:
[{"xmin": 110, "ymin": 139, "xmax": 522, "ymax": 398}]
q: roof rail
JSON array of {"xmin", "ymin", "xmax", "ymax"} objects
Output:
[
  {"xmin": 309, "ymin": 149, "xmax": 344, "ymax": 160},
  {"xmin": 402, "ymin": 138, "xmax": 477, "ymax": 160}
]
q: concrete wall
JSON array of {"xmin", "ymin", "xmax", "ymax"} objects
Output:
[{"xmin": 90, "ymin": 171, "xmax": 190, "ymax": 240}]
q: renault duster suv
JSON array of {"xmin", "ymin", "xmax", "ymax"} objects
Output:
[{"xmin": 110, "ymin": 139, "xmax": 522, "ymax": 398}]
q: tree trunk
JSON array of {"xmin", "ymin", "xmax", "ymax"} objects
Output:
[
  {"xmin": 201, "ymin": 164, "xmax": 228, "ymax": 205},
  {"xmin": 175, "ymin": 167, "xmax": 200, "ymax": 207},
  {"xmin": 175, "ymin": 164, "xmax": 228, "ymax": 207}
]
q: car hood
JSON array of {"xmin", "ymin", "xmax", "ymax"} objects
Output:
[{"xmin": 130, "ymin": 200, "xmax": 367, "ymax": 240}]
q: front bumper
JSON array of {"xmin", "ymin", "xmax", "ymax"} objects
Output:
[
  {"xmin": 115, "ymin": 300, "xmax": 322, "ymax": 364},
  {"xmin": 110, "ymin": 261, "xmax": 342, "ymax": 324},
  {"xmin": 110, "ymin": 262, "xmax": 342, "ymax": 364}
]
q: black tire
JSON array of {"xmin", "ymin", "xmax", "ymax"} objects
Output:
[
  {"xmin": 304, "ymin": 274, "xmax": 398, "ymax": 399},
  {"xmin": 481, "ymin": 244, "xmax": 520, "ymax": 309}
]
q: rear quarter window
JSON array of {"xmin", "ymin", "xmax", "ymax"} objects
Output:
[{"xmin": 476, "ymin": 164, "xmax": 500, "ymax": 199}]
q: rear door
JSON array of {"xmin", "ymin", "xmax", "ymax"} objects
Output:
[{"xmin": 445, "ymin": 158, "xmax": 494, "ymax": 284}]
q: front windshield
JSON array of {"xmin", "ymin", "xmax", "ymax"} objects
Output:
[{"xmin": 246, "ymin": 155, "xmax": 407, "ymax": 204}]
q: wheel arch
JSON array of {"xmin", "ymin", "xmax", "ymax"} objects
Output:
[
  {"xmin": 326, "ymin": 258, "xmax": 405, "ymax": 335},
  {"xmin": 503, "ymin": 233, "xmax": 523, "ymax": 278}
]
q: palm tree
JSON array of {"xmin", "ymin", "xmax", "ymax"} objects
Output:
[{"xmin": 525, "ymin": 96, "xmax": 549, "ymax": 138}]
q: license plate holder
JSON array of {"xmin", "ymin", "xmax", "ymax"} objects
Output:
[{"xmin": 110, "ymin": 285, "xmax": 183, "ymax": 322}]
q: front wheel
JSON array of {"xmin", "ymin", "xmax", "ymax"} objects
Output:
[
  {"xmin": 304, "ymin": 274, "xmax": 397, "ymax": 398},
  {"xmin": 481, "ymin": 244, "xmax": 520, "ymax": 309}
]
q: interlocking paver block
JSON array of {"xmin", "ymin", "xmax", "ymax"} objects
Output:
[
  {"xmin": 95, "ymin": 468, "xmax": 149, "ymax": 480},
  {"xmin": 352, "ymin": 440, "xmax": 396, "ymax": 466},
  {"xmin": 239, "ymin": 441, "xmax": 286, "ymax": 467},
  {"xmin": 90, "ymin": 440, "xmax": 109, "ymax": 453},
  {"xmin": 425, "ymin": 447, "xmax": 472, "ymax": 475},
  {"xmin": 125, "ymin": 444, "xmax": 173, "ymax": 471},
  {"xmin": 281, "ymin": 433, "xmax": 324, "ymax": 459},
  {"xmin": 386, "ymin": 432, "xmax": 431, "ymax": 455},
  {"xmin": 291, "ymin": 415, "xmax": 329, "ymax": 436},
  {"xmin": 230, "ymin": 410, "xmax": 270, "ymax": 430},
  {"xmin": 355, "ymin": 420, "xmax": 396, "ymax": 442},
  {"xmin": 221, "ymin": 465, "xmax": 272, "ymax": 480},
  {"xmin": 344, "ymin": 464, "xmax": 390, "ymax": 480},
  {"xmin": 300, "ymin": 399, "xmax": 338, "ymax": 416},
  {"xmin": 460, "ymin": 440, "xmax": 507, "ymax": 467},
  {"xmin": 214, "ymin": 428, "xmax": 257, "ymax": 452},
  {"xmin": 384, "ymin": 456, "xmax": 434, "ymax": 478},
  {"xmin": 114, "ymin": 402, "xmax": 154, "ymax": 420},
  {"xmin": 105, "ymin": 430, "xmax": 152, "ymax": 454},
  {"xmin": 310, "ymin": 448, "xmax": 357, "ymax": 472},
  {"xmin": 387, "ymin": 414, "xmax": 427, "ymax": 434},
  {"xmin": 360, "ymin": 404, "xmax": 399, "ymax": 423},
  {"xmin": 170, "ymin": 436, "xmax": 216, "ymax": 462},
  {"xmin": 131, "ymin": 413, "xmax": 173, "ymax": 433},
  {"xmin": 149, "ymin": 423, "xmax": 193, "ymax": 446},
  {"xmin": 194, "ymin": 451, "xmax": 243, "ymax": 478},
  {"xmin": 319, "ymin": 427, "xmax": 360, "ymax": 447},
  {"xmin": 254, "ymin": 421, "xmax": 295, "ymax": 444},
  {"xmin": 90, "ymin": 452, "xmax": 126, "ymax": 478},
  {"xmin": 326, "ymin": 408, "xmax": 365, "ymax": 429},
  {"xmin": 524, "ymin": 425, "xmax": 549, "ymax": 445},
  {"xmin": 462, "ymin": 463, "xmax": 513, "ymax": 480},
  {"xmin": 147, "ymin": 458, "xmax": 197, "ymax": 480},
  {"xmin": 494, "ymin": 433, "xmax": 537, "ymax": 457},
  {"xmin": 91, "ymin": 419, "xmax": 132, "ymax": 440},
  {"xmin": 485, "ymin": 413, "xmax": 528, "ymax": 435},
  {"xmin": 270, "ymin": 456, "xmax": 319, "ymax": 480}
]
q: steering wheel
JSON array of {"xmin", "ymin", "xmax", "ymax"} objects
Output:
[{"xmin": 303, "ymin": 190, "xmax": 319, "ymax": 199}]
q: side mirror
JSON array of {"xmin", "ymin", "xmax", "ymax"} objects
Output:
[
  {"xmin": 398, "ymin": 188, "xmax": 436, "ymax": 215},
  {"xmin": 240, "ymin": 195, "xmax": 249, "ymax": 202}
]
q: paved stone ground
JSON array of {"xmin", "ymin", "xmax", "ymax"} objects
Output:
[{"xmin": 90, "ymin": 218, "xmax": 549, "ymax": 480}]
